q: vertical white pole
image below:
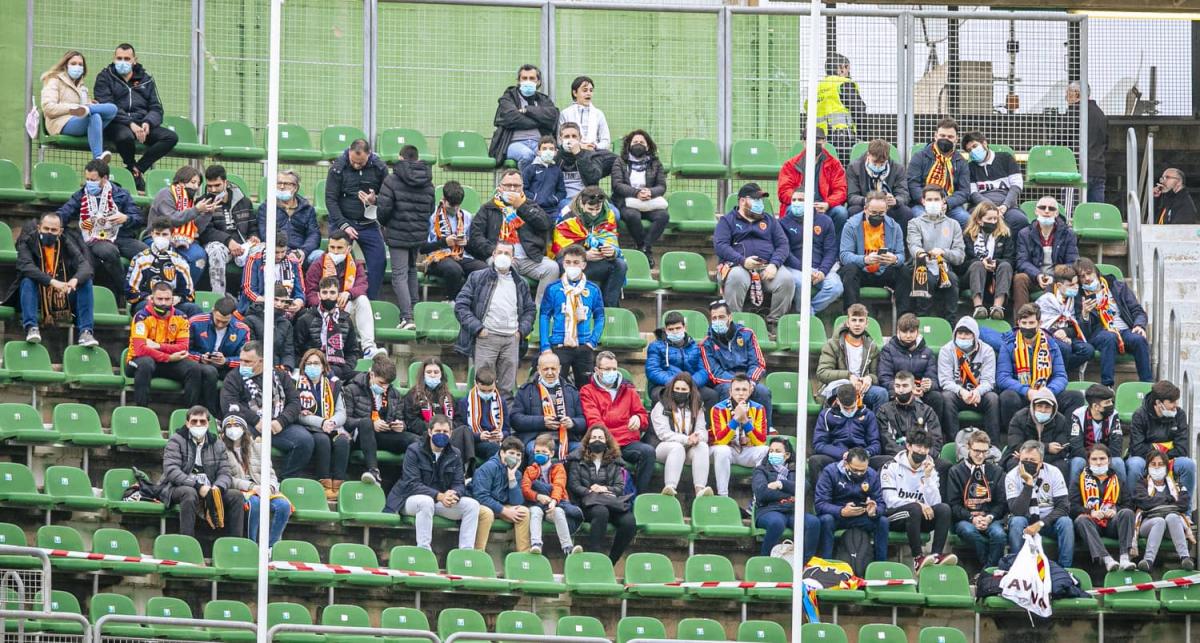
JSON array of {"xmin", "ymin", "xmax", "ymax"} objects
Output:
[
  {"xmin": 255, "ymin": 0, "xmax": 283, "ymax": 639},
  {"xmin": 792, "ymin": 0, "xmax": 822, "ymax": 636}
]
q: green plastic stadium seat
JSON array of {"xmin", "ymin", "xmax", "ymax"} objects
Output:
[
  {"xmin": 148, "ymin": 596, "xmax": 213, "ymax": 640},
  {"xmin": 1096, "ymin": 263, "xmax": 1125, "ymax": 281},
  {"xmin": 504, "ymin": 552, "xmax": 566, "ymax": 596},
  {"xmin": 865, "ymin": 561, "xmax": 925, "ymax": 606},
  {"xmin": 321, "ymin": 125, "xmax": 369, "ymax": 160},
  {"xmin": 105, "ymin": 468, "xmax": 166, "ymax": 515},
  {"xmin": 670, "ymin": 139, "xmax": 726, "ymax": 177},
  {"xmin": 107, "ymin": 166, "xmax": 150, "ymax": 206},
  {"xmin": 194, "ymin": 290, "xmax": 221, "ymax": 314},
  {"xmin": 1073, "ymin": 202, "xmax": 1127, "ymax": 242},
  {"xmin": 37, "ymin": 525, "xmax": 99, "ymax": 571},
  {"xmin": 1066, "ymin": 380, "xmax": 1098, "ymax": 393},
  {"xmin": 692, "ymin": 496, "xmax": 754, "ymax": 538},
  {"xmin": 0, "ymin": 463, "xmax": 51, "ymax": 508},
  {"xmin": 161, "ymin": 116, "xmax": 212, "ymax": 156},
  {"xmin": 372, "ymin": 300, "xmax": 418, "ymax": 343},
  {"xmin": 272, "ymin": 124, "xmax": 325, "ymax": 162},
  {"xmin": 145, "ymin": 169, "xmax": 174, "ymax": 195},
  {"xmin": 314, "ymin": 179, "xmax": 329, "ymax": 218},
  {"xmin": 660, "ymin": 251, "xmax": 717, "ymax": 294},
  {"xmin": 601, "ymin": 308, "xmax": 647, "ymax": 350},
  {"xmin": 1116, "ymin": 381, "xmax": 1152, "ymax": 424},
  {"xmin": 684, "ymin": 554, "xmax": 743, "ymax": 600},
  {"xmin": 558, "ymin": 615, "xmax": 606, "ymax": 639},
  {"xmin": 623, "ymin": 248, "xmax": 659, "ymax": 291},
  {"xmin": 92, "ymin": 593, "xmax": 151, "ymax": 638},
  {"xmin": 388, "ymin": 545, "xmax": 451, "ymax": 591},
  {"xmin": 267, "ymin": 603, "xmax": 322, "ymax": 643},
  {"xmin": 92, "ymin": 285, "xmax": 132, "ymax": 327},
  {"xmin": 0, "ymin": 402, "xmax": 57, "ymax": 443},
  {"xmin": 732, "ymin": 312, "xmax": 777, "ymax": 351},
  {"xmin": 111, "ymin": 406, "xmax": 168, "ymax": 450},
  {"xmin": 977, "ymin": 318, "xmax": 1011, "ymax": 335},
  {"xmin": 791, "ymin": 142, "xmax": 839, "ymax": 161},
  {"xmin": 0, "ymin": 523, "xmax": 39, "ymax": 569},
  {"xmin": 668, "ymin": 192, "xmax": 718, "ymax": 233},
  {"xmin": 738, "ymin": 620, "xmax": 787, "ymax": 643},
  {"xmin": 850, "ymin": 141, "xmax": 899, "ymax": 163},
  {"xmin": 379, "ymin": 128, "xmax": 435, "ymax": 163},
  {"xmin": 32, "ymin": 162, "xmax": 80, "ymax": 202},
  {"xmin": 328, "ymin": 543, "xmax": 391, "ymax": 588},
  {"xmin": 1102, "ymin": 570, "xmax": 1160, "ymax": 612},
  {"xmin": 618, "ymin": 616, "xmax": 666, "ymax": 643},
  {"xmin": 273, "ymin": 540, "xmax": 336, "ymax": 585},
  {"xmin": 800, "ymin": 623, "xmax": 848, "ymax": 643},
  {"xmin": 917, "ymin": 316, "xmax": 954, "ymax": 352},
  {"xmin": 745, "ymin": 556, "xmax": 792, "ymax": 602},
  {"xmin": 439, "ymin": 131, "xmax": 495, "ymax": 170},
  {"xmin": 565, "ymin": 552, "xmax": 625, "ymax": 596},
  {"xmin": 0, "ymin": 221, "xmax": 18, "ymax": 262},
  {"xmin": 833, "ymin": 315, "xmax": 884, "ymax": 346},
  {"xmin": 338, "ymin": 481, "xmax": 402, "ymax": 527},
  {"xmin": 119, "ymin": 347, "xmax": 182, "ymax": 394},
  {"xmin": 153, "ymin": 533, "xmax": 215, "ymax": 578},
  {"xmin": 919, "ymin": 626, "xmax": 968, "ymax": 643},
  {"xmin": 413, "ymin": 301, "xmax": 460, "ymax": 343},
  {"xmin": 282, "ymin": 478, "xmax": 339, "ymax": 523},
  {"xmin": 5, "ymin": 341, "xmax": 66, "ymax": 385},
  {"xmin": 1025, "ymin": 145, "xmax": 1084, "ymax": 186},
  {"xmin": 207, "ymin": 121, "xmax": 266, "ymax": 160},
  {"xmin": 495, "ymin": 610, "xmax": 543, "ymax": 637},
  {"xmin": 677, "ymin": 617, "xmax": 726, "ymax": 641},
  {"xmin": 445, "ymin": 548, "xmax": 513, "ymax": 592},
  {"xmin": 434, "ymin": 183, "xmax": 481, "ymax": 213},
  {"xmin": 624, "ymin": 552, "xmax": 686, "ymax": 598},
  {"xmin": 212, "ymin": 537, "xmax": 260, "ymax": 581},
  {"xmin": 776, "ymin": 314, "xmax": 824, "ymax": 354},
  {"xmin": 859, "ymin": 624, "xmax": 907, "ymax": 643},
  {"xmin": 633, "ymin": 494, "xmax": 692, "ymax": 537},
  {"xmin": 380, "ymin": 607, "xmax": 430, "ymax": 643},
  {"xmin": 664, "ymin": 309, "xmax": 709, "ymax": 343},
  {"xmin": 764, "ymin": 372, "xmax": 802, "ymax": 414},
  {"xmin": 93, "ymin": 527, "xmax": 156, "ymax": 574},
  {"xmin": 34, "ymin": 590, "xmax": 86, "ymax": 635},
  {"xmin": 731, "ymin": 139, "xmax": 781, "ymax": 179},
  {"xmin": 437, "ymin": 608, "xmax": 487, "ymax": 640},
  {"xmin": 0, "ymin": 159, "xmax": 36, "ymax": 202},
  {"xmin": 1161, "ymin": 569, "xmax": 1200, "ymax": 614},
  {"xmin": 204, "ymin": 599, "xmax": 256, "ymax": 643},
  {"xmin": 44, "ymin": 465, "xmax": 106, "ymax": 512},
  {"xmin": 919, "ymin": 564, "xmax": 974, "ymax": 608}
]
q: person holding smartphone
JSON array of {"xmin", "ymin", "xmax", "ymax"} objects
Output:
[{"xmin": 838, "ymin": 190, "xmax": 906, "ymax": 313}]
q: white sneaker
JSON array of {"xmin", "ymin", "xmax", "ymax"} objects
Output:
[
  {"xmin": 77, "ymin": 330, "xmax": 99, "ymax": 347},
  {"xmin": 570, "ymin": 545, "xmax": 583, "ymax": 555},
  {"xmin": 25, "ymin": 326, "xmax": 41, "ymax": 344},
  {"xmin": 363, "ymin": 346, "xmax": 387, "ymax": 359},
  {"xmin": 697, "ymin": 486, "xmax": 714, "ymax": 497},
  {"xmin": 1119, "ymin": 556, "xmax": 1135, "ymax": 571},
  {"xmin": 98, "ymin": 150, "xmax": 113, "ymax": 164},
  {"xmin": 529, "ymin": 545, "xmax": 542, "ymax": 555},
  {"xmin": 938, "ymin": 553, "xmax": 958, "ymax": 566},
  {"xmin": 1104, "ymin": 556, "xmax": 1119, "ymax": 572},
  {"xmin": 661, "ymin": 486, "xmax": 677, "ymax": 497}
]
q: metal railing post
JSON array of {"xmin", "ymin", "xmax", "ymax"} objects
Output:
[
  {"xmin": 1152, "ymin": 249, "xmax": 1165, "ymax": 379},
  {"xmin": 0, "ymin": 545, "xmax": 53, "ymax": 612},
  {"xmin": 542, "ymin": 0, "xmax": 555, "ymax": 103},
  {"xmin": 1145, "ymin": 132, "xmax": 1156, "ymax": 223}
]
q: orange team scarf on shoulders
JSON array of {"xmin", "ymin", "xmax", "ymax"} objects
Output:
[
  {"xmin": 465, "ymin": 388, "xmax": 504, "ymax": 436},
  {"xmin": 321, "ymin": 252, "xmax": 357, "ymax": 293},
  {"xmin": 538, "ymin": 382, "xmax": 569, "ymax": 460},
  {"xmin": 168, "ymin": 183, "xmax": 199, "ymax": 243},
  {"xmin": 494, "ymin": 191, "xmax": 525, "ymax": 245},
  {"xmin": 1080, "ymin": 471, "xmax": 1121, "ymax": 528},
  {"xmin": 863, "ymin": 220, "xmax": 885, "ymax": 274},
  {"xmin": 924, "ymin": 146, "xmax": 956, "ymax": 195},
  {"xmin": 425, "ymin": 203, "xmax": 465, "ymax": 264},
  {"xmin": 1014, "ymin": 328, "xmax": 1053, "ymax": 388},
  {"xmin": 956, "ymin": 347, "xmax": 979, "ymax": 391},
  {"xmin": 1090, "ymin": 281, "xmax": 1126, "ymax": 353}
]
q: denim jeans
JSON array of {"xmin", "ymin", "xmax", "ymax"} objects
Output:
[
  {"xmin": 1089, "ymin": 329, "xmax": 1152, "ymax": 386},
  {"xmin": 174, "ymin": 242, "xmax": 208, "ymax": 292},
  {"xmin": 954, "ymin": 519, "xmax": 1007, "ymax": 567},
  {"xmin": 20, "ymin": 277, "xmax": 94, "ymax": 331},
  {"xmin": 247, "ymin": 495, "xmax": 292, "ymax": 546},
  {"xmin": 506, "ymin": 139, "xmax": 539, "ymax": 172},
  {"xmin": 1127, "ymin": 456, "xmax": 1195, "ymax": 494},
  {"xmin": 787, "ymin": 267, "xmax": 844, "ymax": 314},
  {"xmin": 353, "ymin": 224, "xmax": 388, "ymax": 300},
  {"xmin": 1008, "ymin": 515, "xmax": 1074, "ymax": 568},
  {"xmin": 271, "ymin": 424, "xmax": 315, "ymax": 480},
  {"xmin": 59, "ymin": 103, "xmax": 118, "ymax": 159}
]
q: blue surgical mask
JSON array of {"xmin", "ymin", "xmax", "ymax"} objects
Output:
[
  {"xmin": 276, "ymin": 189, "xmax": 293, "ymax": 202},
  {"xmin": 954, "ymin": 338, "xmax": 974, "ymax": 351},
  {"xmin": 533, "ymin": 453, "xmax": 550, "ymax": 466},
  {"xmin": 67, "ymin": 64, "xmax": 84, "ymax": 80},
  {"xmin": 748, "ymin": 199, "xmax": 765, "ymax": 215},
  {"xmin": 430, "ymin": 433, "xmax": 451, "ymax": 449},
  {"xmin": 303, "ymin": 364, "xmax": 322, "ymax": 381},
  {"xmin": 1034, "ymin": 410, "xmax": 1053, "ymax": 424},
  {"xmin": 424, "ymin": 376, "xmax": 442, "ymax": 389},
  {"xmin": 666, "ymin": 331, "xmax": 686, "ymax": 343},
  {"xmin": 710, "ymin": 320, "xmax": 728, "ymax": 335},
  {"xmin": 477, "ymin": 390, "xmax": 495, "ymax": 401},
  {"xmin": 85, "ymin": 180, "xmax": 102, "ymax": 196},
  {"xmin": 238, "ymin": 365, "xmax": 254, "ymax": 379},
  {"xmin": 788, "ymin": 203, "xmax": 806, "ymax": 218},
  {"xmin": 969, "ymin": 146, "xmax": 987, "ymax": 163},
  {"xmin": 599, "ymin": 370, "xmax": 619, "ymax": 387},
  {"xmin": 114, "ymin": 60, "xmax": 132, "ymax": 76},
  {"xmin": 519, "ymin": 81, "xmax": 537, "ymax": 97},
  {"xmin": 841, "ymin": 406, "xmax": 857, "ymax": 419},
  {"xmin": 538, "ymin": 150, "xmax": 556, "ymax": 164},
  {"xmin": 866, "ymin": 163, "xmax": 886, "ymax": 174},
  {"xmin": 1037, "ymin": 215, "xmax": 1056, "ymax": 228},
  {"xmin": 1062, "ymin": 288, "xmax": 1079, "ymax": 299},
  {"xmin": 1082, "ymin": 279, "xmax": 1101, "ymax": 292},
  {"xmin": 370, "ymin": 383, "xmax": 385, "ymax": 395},
  {"xmin": 767, "ymin": 453, "xmax": 786, "ymax": 466}
]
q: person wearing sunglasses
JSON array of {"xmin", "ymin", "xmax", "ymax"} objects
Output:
[{"xmin": 1012, "ymin": 196, "xmax": 1078, "ymax": 316}]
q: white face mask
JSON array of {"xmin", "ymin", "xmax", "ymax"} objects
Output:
[
  {"xmin": 225, "ymin": 426, "xmax": 244, "ymax": 442},
  {"xmin": 188, "ymin": 426, "xmax": 208, "ymax": 441},
  {"xmin": 1090, "ymin": 464, "xmax": 1109, "ymax": 476},
  {"xmin": 152, "ymin": 236, "xmax": 171, "ymax": 252},
  {"xmin": 1149, "ymin": 467, "xmax": 1168, "ymax": 481},
  {"xmin": 924, "ymin": 202, "xmax": 943, "ymax": 217},
  {"xmin": 564, "ymin": 265, "xmax": 583, "ymax": 281},
  {"xmin": 327, "ymin": 252, "xmax": 346, "ymax": 264},
  {"xmin": 493, "ymin": 254, "xmax": 513, "ymax": 271}
]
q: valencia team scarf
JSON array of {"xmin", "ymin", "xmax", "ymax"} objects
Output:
[
  {"xmin": 561, "ymin": 274, "xmax": 590, "ymax": 346},
  {"xmin": 168, "ymin": 183, "xmax": 199, "ymax": 245},
  {"xmin": 963, "ymin": 463, "xmax": 992, "ymax": 511},
  {"xmin": 1080, "ymin": 471, "xmax": 1121, "ymax": 528},
  {"xmin": 296, "ymin": 375, "xmax": 336, "ymax": 420},
  {"xmin": 465, "ymin": 388, "xmax": 504, "ymax": 436},
  {"xmin": 38, "ymin": 239, "xmax": 71, "ymax": 326},
  {"xmin": 418, "ymin": 394, "xmax": 455, "ymax": 423},
  {"xmin": 909, "ymin": 255, "xmax": 951, "ymax": 299},
  {"xmin": 924, "ymin": 146, "xmax": 956, "ymax": 195},
  {"xmin": 538, "ymin": 382, "xmax": 569, "ymax": 460},
  {"xmin": 425, "ymin": 203, "xmax": 465, "ymax": 264},
  {"xmin": 956, "ymin": 347, "xmax": 979, "ymax": 391},
  {"xmin": 494, "ymin": 192, "xmax": 525, "ymax": 245},
  {"xmin": 1089, "ymin": 280, "xmax": 1126, "ymax": 353},
  {"xmin": 320, "ymin": 253, "xmax": 357, "ymax": 293},
  {"xmin": 551, "ymin": 206, "xmax": 620, "ymax": 258},
  {"xmin": 1014, "ymin": 329, "xmax": 1053, "ymax": 388},
  {"xmin": 78, "ymin": 181, "xmax": 121, "ymax": 243}
]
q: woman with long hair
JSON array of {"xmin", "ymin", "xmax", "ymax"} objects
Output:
[
  {"xmin": 221, "ymin": 415, "xmax": 292, "ymax": 546},
  {"xmin": 650, "ymin": 372, "xmax": 712, "ymax": 497},
  {"xmin": 1132, "ymin": 450, "xmax": 1196, "ymax": 571},
  {"xmin": 610, "ymin": 129, "xmax": 669, "ymax": 263},
  {"xmin": 402, "ymin": 357, "xmax": 457, "ymax": 437},
  {"xmin": 294, "ymin": 349, "xmax": 351, "ymax": 500},
  {"xmin": 961, "ymin": 200, "xmax": 1015, "ymax": 320},
  {"xmin": 567, "ymin": 425, "xmax": 638, "ymax": 562},
  {"xmin": 40, "ymin": 50, "xmax": 117, "ymax": 161}
]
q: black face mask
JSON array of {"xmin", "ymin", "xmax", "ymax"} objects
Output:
[
  {"xmin": 320, "ymin": 298, "xmax": 337, "ymax": 311},
  {"xmin": 629, "ymin": 144, "xmax": 647, "ymax": 157},
  {"xmin": 935, "ymin": 139, "xmax": 955, "ymax": 155},
  {"xmin": 867, "ymin": 214, "xmax": 885, "ymax": 226},
  {"xmin": 39, "ymin": 233, "xmax": 59, "ymax": 246},
  {"xmin": 1022, "ymin": 461, "xmax": 1039, "ymax": 476},
  {"xmin": 980, "ymin": 222, "xmax": 997, "ymax": 234},
  {"xmin": 1019, "ymin": 327, "xmax": 1038, "ymax": 340},
  {"xmin": 588, "ymin": 441, "xmax": 607, "ymax": 454},
  {"xmin": 910, "ymin": 451, "xmax": 927, "ymax": 465},
  {"xmin": 1098, "ymin": 405, "xmax": 1115, "ymax": 420},
  {"xmin": 895, "ymin": 391, "xmax": 913, "ymax": 404},
  {"xmin": 184, "ymin": 186, "xmax": 197, "ymax": 200},
  {"xmin": 671, "ymin": 391, "xmax": 690, "ymax": 405},
  {"xmin": 847, "ymin": 471, "xmax": 866, "ymax": 483},
  {"xmin": 152, "ymin": 305, "xmax": 170, "ymax": 316}
]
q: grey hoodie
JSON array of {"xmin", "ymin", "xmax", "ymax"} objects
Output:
[
  {"xmin": 906, "ymin": 208, "xmax": 965, "ymax": 275},
  {"xmin": 937, "ymin": 316, "xmax": 996, "ymax": 396}
]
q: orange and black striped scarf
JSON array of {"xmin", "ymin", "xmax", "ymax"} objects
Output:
[
  {"xmin": 1080, "ymin": 471, "xmax": 1121, "ymax": 528},
  {"xmin": 924, "ymin": 146, "xmax": 956, "ymax": 195},
  {"xmin": 1089, "ymin": 280, "xmax": 1125, "ymax": 353},
  {"xmin": 320, "ymin": 252, "xmax": 357, "ymax": 293},
  {"xmin": 1014, "ymin": 329, "xmax": 1053, "ymax": 388},
  {"xmin": 538, "ymin": 382, "xmax": 569, "ymax": 460},
  {"xmin": 425, "ymin": 203, "xmax": 465, "ymax": 264},
  {"xmin": 38, "ymin": 240, "xmax": 71, "ymax": 325},
  {"xmin": 956, "ymin": 347, "xmax": 979, "ymax": 391},
  {"xmin": 465, "ymin": 388, "xmax": 504, "ymax": 436}
]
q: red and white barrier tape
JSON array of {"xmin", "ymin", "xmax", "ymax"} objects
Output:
[
  {"xmin": 269, "ymin": 560, "xmax": 470, "ymax": 581},
  {"xmin": 42, "ymin": 548, "xmax": 196, "ymax": 567},
  {"xmin": 1088, "ymin": 573, "xmax": 1200, "ymax": 596},
  {"xmin": 656, "ymin": 579, "xmax": 914, "ymax": 589}
]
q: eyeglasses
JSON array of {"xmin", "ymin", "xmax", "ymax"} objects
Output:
[
  {"xmin": 498, "ymin": 183, "xmax": 523, "ymax": 190},
  {"xmin": 1036, "ymin": 204, "xmax": 1058, "ymax": 212},
  {"xmin": 969, "ymin": 448, "xmax": 990, "ymax": 456}
]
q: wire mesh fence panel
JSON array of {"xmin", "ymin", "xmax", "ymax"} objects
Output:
[
  {"xmin": 0, "ymin": 568, "xmax": 47, "ymax": 612},
  {"xmin": 1087, "ymin": 16, "xmax": 1192, "ymax": 117},
  {"xmin": 824, "ymin": 14, "xmax": 902, "ymax": 163},
  {"xmin": 1, "ymin": 634, "xmax": 87, "ymax": 643},
  {"xmin": 730, "ymin": 13, "xmax": 807, "ymax": 164}
]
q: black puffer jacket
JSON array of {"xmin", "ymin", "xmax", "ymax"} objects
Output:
[
  {"xmin": 378, "ymin": 160, "xmax": 435, "ymax": 248},
  {"xmin": 93, "ymin": 63, "xmax": 164, "ymax": 128},
  {"xmin": 293, "ymin": 307, "xmax": 361, "ymax": 380},
  {"xmin": 343, "ymin": 371, "xmax": 404, "ymax": 437},
  {"xmin": 4, "ymin": 222, "xmax": 94, "ymax": 305},
  {"xmin": 325, "ymin": 150, "xmax": 389, "ymax": 231}
]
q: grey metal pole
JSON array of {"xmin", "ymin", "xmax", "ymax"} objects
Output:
[
  {"xmin": 24, "ymin": 0, "xmax": 33, "ymax": 184},
  {"xmin": 1078, "ymin": 17, "xmax": 1089, "ymax": 190},
  {"xmin": 193, "ymin": 0, "xmax": 204, "ymax": 128},
  {"xmin": 542, "ymin": 0, "xmax": 555, "ymax": 103},
  {"xmin": 364, "ymin": 0, "xmax": 377, "ymax": 142}
]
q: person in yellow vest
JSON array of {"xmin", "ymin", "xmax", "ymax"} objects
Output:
[
  {"xmin": 815, "ymin": 54, "xmax": 866, "ymax": 159},
  {"xmin": 709, "ymin": 374, "xmax": 775, "ymax": 497}
]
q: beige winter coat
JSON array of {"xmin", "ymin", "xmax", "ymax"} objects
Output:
[{"xmin": 40, "ymin": 71, "xmax": 89, "ymax": 135}]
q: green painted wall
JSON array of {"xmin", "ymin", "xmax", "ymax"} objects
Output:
[{"xmin": 0, "ymin": 0, "xmax": 28, "ymax": 173}]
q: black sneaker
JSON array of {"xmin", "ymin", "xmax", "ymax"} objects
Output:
[{"xmin": 132, "ymin": 168, "xmax": 146, "ymax": 193}]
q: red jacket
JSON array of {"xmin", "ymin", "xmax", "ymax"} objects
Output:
[
  {"xmin": 776, "ymin": 148, "xmax": 848, "ymax": 212},
  {"xmin": 579, "ymin": 379, "xmax": 650, "ymax": 447},
  {"xmin": 303, "ymin": 257, "xmax": 368, "ymax": 307}
]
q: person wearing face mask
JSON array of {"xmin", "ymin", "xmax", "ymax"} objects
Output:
[
  {"xmin": 646, "ymin": 312, "xmax": 717, "ymax": 406},
  {"xmin": 1127, "ymin": 379, "xmax": 1197, "ymax": 494},
  {"xmin": 5, "ymin": 212, "xmax": 98, "ymax": 347},
  {"xmin": 961, "ymin": 201, "xmax": 1015, "ymax": 321},
  {"xmin": 511, "ymin": 352, "xmax": 588, "ymax": 457},
  {"xmin": 40, "ymin": 50, "xmax": 118, "ymax": 162},
  {"xmin": 293, "ymin": 349, "xmax": 350, "ymax": 501},
  {"xmin": 714, "ymin": 183, "xmax": 796, "ymax": 335},
  {"xmin": 324, "ymin": 138, "xmax": 389, "ymax": 300},
  {"xmin": 466, "ymin": 170, "xmax": 558, "ymax": 307},
  {"xmin": 701, "ymin": 300, "xmax": 776, "ymax": 423},
  {"xmin": 776, "ymin": 129, "xmax": 850, "ymax": 235},
  {"xmin": 521, "ymin": 434, "xmax": 583, "ymax": 556},
  {"xmin": 814, "ymin": 447, "xmax": 890, "ymax": 571},
  {"xmin": 610, "ymin": 129, "xmax": 669, "ymax": 262},
  {"xmin": 947, "ymin": 431, "xmax": 1008, "ymax": 567},
  {"xmin": 127, "ymin": 282, "xmax": 215, "ymax": 411},
  {"xmin": 1013, "ymin": 196, "xmax": 1079, "ymax": 315},
  {"xmin": 539, "ymin": 244, "xmax": 605, "ymax": 385},
  {"xmin": 127, "ymin": 219, "xmax": 201, "ymax": 316},
  {"xmin": 1068, "ymin": 385, "xmax": 1126, "ymax": 485},
  {"xmin": 244, "ymin": 283, "xmax": 298, "ymax": 372},
  {"xmin": 453, "ymin": 366, "xmax": 511, "ymax": 466},
  {"xmin": 877, "ymin": 314, "xmax": 945, "ymax": 426},
  {"xmin": 872, "ymin": 371, "xmax": 945, "ymax": 474},
  {"xmin": 816, "ymin": 303, "xmax": 887, "ymax": 412},
  {"xmin": 579, "ymin": 352, "xmax": 656, "ymax": 494},
  {"xmin": 469, "ymin": 437, "xmax": 532, "ymax": 551},
  {"xmin": 1152, "ymin": 167, "xmax": 1197, "ymax": 224},
  {"xmin": 907, "ymin": 118, "xmax": 971, "ymax": 226},
  {"xmin": 846, "ymin": 139, "xmax": 912, "ymax": 228},
  {"xmin": 187, "ymin": 296, "xmax": 250, "ymax": 381},
  {"xmin": 93, "ymin": 43, "xmax": 178, "ymax": 190},
  {"xmin": 651, "ymin": 373, "xmax": 712, "ymax": 497},
  {"xmin": 401, "ymin": 358, "xmax": 458, "ymax": 444},
  {"xmin": 1073, "ymin": 258, "xmax": 1152, "ymax": 388},
  {"xmin": 422, "ymin": 180, "xmax": 486, "ymax": 296},
  {"xmin": 996, "ymin": 303, "xmax": 1079, "ymax": 430},
  {"xmin": 221, "ymin": 415, "xmax": 293, "ymax": 546},
  {"xmin": 551, "ymin": 187, "xmax": 627, "ymax": 308},
  {"xmin": 808, "ymin": 384, "xmax": 881, "ymax": 483},
  {"xmin": 303, "ymin": 230, "xmax": 384, "ymax": 359},
  {"xmin": 838, "ymin": 191, "xmax": 906, "ymax": 312},
  {"xmin": 558, "ymin": 76, "xmax": 616, "ymax": 174},
  {"xmin": 378, "ymin": 145, "xmax": 435, "ymax": 330},
  {"xmin": 1003, "ymin": 388, "xmax": 1075, "ymax": 482},
  {"xmin": 454, "ymin": 242, "xmax": 537, "ymax": 394},
  {"xmin": 566, "ymin": 426, "xmax": 638, "ymax": 562},
  {"xmin": 780, "ymin": 182, "xmax": 843, "ymax": 314},
  {"xmin": 240, "ymin": 237, "xmax": 304, "ymax": 326},
  {"xmin": 754, "ymin": 438, "xmax": 816, "ymax": 557},
  {"xmin": 220, "ymin": 341, "xmax": 310, "ymax": 480},
  {"xmin": 198, "ymin": 164, "xmax": 258, "ymax": 296},
  {"xmin": 257, "ymin": 170, "xmax": 321, "ymax": 265},
  {"xmin": 385, "ymin": 415, "xmax": 483, "ymax": 551},
  {"xmin": 149, "ymin": 165, "xmax": 220, "ymax": 289},
  {"xmin": 522, "ymin": 136, "xmax": 568, "ymax": 213},
  {"xmin": 709, "ymin": 375, "xmax": 774, "ymax": 497},
  {"xmin": 345, "ymin": 355, "xmax": 408, "ymax": 486},
  {"xmin": 489, "ymin": 64, "xmax": 560, "ymax": 171},
  {"xmin": 1005, "ymin": 440, "xmax": 1074, "ymax": 569},
  {"xmin": 552, "ymin": 123, "xmax": 604, "ymax": 212},
  {"xmin": 1035, "ymin": 264, "xmax": 1094, "ymax": 372},
  {"xmin": 936, "ymin": 316, "xmax": 1001, "ymax": 444},
  {"xmin": 881, "ymin": 430, "xmax": 959, "ymax": 571},
  {"xmin": 161, "ymin": 407, "xmax": 244, "ymax": 539},
  {"xmin": 900, "ymin": 185, "xmax": 966, "ymax": 322},
  {"xmin": 961, "ymin": 131, "xmax": 1028, "ymax": 238},
  {"xmin": 1069, "ymin": 444, "xmax": 1136, "ymax": 571},
  {"xmin": 1131, "ymin": 451, "xmax": 1195, "ymax": 572},
  {"xmin": 293, "ymin": 277, "xmax": 361, "ymax": 382}
]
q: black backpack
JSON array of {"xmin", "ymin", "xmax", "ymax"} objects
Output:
[
  {"xmin": 836, "ymin": 527, "xmax": 874, "ymax": 578},
  {"xmin": 120, "ymin": 467, "xmax": 166, "ymax": 504}
]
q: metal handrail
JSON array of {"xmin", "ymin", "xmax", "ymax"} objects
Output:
[
  {"xmin": 444, "ymin": 632, "xmax": 610, "ymax": 643},
  {"xmin": 1127, "ymin": 190, "xmax": 1143, "ymax": 297},
  {"xmin": 93, "ymin": 614, "xmax": 257, "ymax": 643},
  {"xmin": 1145, "ymin": 132, "xmax": 1156, "ymax": 223},
  {"xmin": 268, "ymin": 623, "xmax": 440, "ymax": 642},
  {"xmin": 0, "ymin": 545, "xmax": 53, "ymax": 612},
  {"xmin": 1152, "ymin": 249, "xmax": 1166, "ymax": 379},
  {"xmin": 0, "ymin": 609, "xmax": 91, "ymax": 639}
]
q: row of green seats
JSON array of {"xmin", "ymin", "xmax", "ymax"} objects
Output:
[{"xmin": 802, "ymin": 623, "xmax": 969, "ymax": 643}]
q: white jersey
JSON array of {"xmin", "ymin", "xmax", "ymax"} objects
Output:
[
  {"xmin": 1005, "ymin": 464, "xmax": 1068, "ymax": 519},
  {"xmin": 881, "ymin": 451, "xmax": 942, "ymax": 507}
]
